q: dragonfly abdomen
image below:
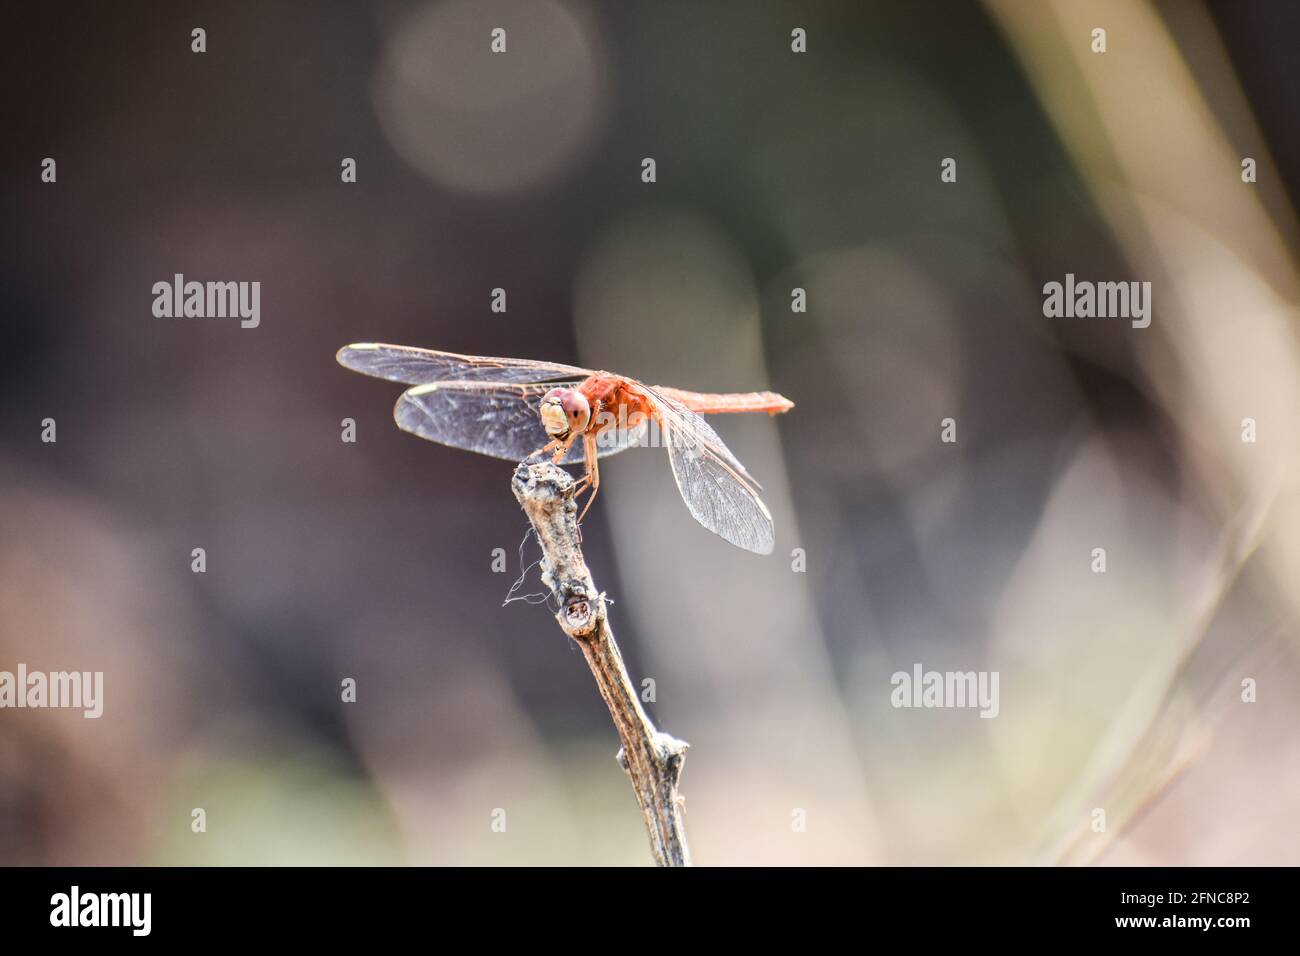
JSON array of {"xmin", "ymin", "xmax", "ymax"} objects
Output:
[{"xmin": 654, "ymin": 387, "xmax": 794, "ymax": 416}]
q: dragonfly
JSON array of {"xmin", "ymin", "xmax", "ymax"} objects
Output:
[{"xmin": 336, "ymin": 343, "xmax": 794, "ymax": 554}]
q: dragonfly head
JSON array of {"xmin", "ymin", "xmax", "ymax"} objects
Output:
[{"xmin": 539, "ymin": 387, "xmax": 590, "ymax": 438}]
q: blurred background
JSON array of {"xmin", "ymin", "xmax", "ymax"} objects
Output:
[{"xmin": 3, "ymin": 0, "xmax": 1298, "ymax": 865}]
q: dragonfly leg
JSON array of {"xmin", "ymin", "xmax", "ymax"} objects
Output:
[
  {"xmin": 576, "ymin": 432, "xmax": 601, "ymax": 525},
  {"xmin": 526, "ymin": 438, "xmax": 562, "ymax": 463},
  {"xmin": 550, "ymin": 434, "xmax": 577, "ymax": 465},
  {"xmin": 571, "ymin": 401, "xmax": 604, "ymax": 494}
]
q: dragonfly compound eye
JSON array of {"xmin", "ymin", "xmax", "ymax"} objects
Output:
[
  {"xmin": 540, "ymin": 388, "xmax": 589, "ymax": 436},
  {"xmin": 563, "ymin": 391, "xmax": 591, "ymax": 431}
]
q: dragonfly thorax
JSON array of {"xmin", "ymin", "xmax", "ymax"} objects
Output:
[{"xmin": 539, "ymin": 387, "xmax": 590, "ymax": 437}]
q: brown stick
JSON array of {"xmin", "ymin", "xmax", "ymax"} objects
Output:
[{"xmin": 511, "ymin": 460, "xmax": 691, "ymax": 867}]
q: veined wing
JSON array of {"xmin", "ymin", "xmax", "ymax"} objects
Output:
[
  {"xmin": 338, "ymin": 342, "xmax": 592, "ymax": 386},
  {"xmin": 649, "ymin": 390, "xmax": 761, "ymax": 486},
  {"xmin": 651, "ymin": 392, "xmax": 775, "ymax": 555},
  {"xmin": 395, "ymin": 381, "xmax": 644, "ymax": 463}
]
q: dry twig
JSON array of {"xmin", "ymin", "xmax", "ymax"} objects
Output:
[{"xmin": 511, "ymin": 460, "xmax": 691, "ymax": 867}]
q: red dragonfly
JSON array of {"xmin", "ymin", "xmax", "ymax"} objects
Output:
[{"xmin": 337, "ymin": 343, "xmax": 794, "ymax": 554}]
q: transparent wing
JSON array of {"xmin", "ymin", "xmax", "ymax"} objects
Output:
[
  {"xmin": 338, "ymin": 342, "xmax": 592, "ymax": 386},
  {"xmin": 395, "ymin": 381, "xmax": 644, "ymax": 463},
  {"xmin": 647, "ymin": 389, "xmax": 761, "ymax": 485},
  {"xmin": 652, "ymin": 393, "xmax": 775, "ymax": 555}
]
